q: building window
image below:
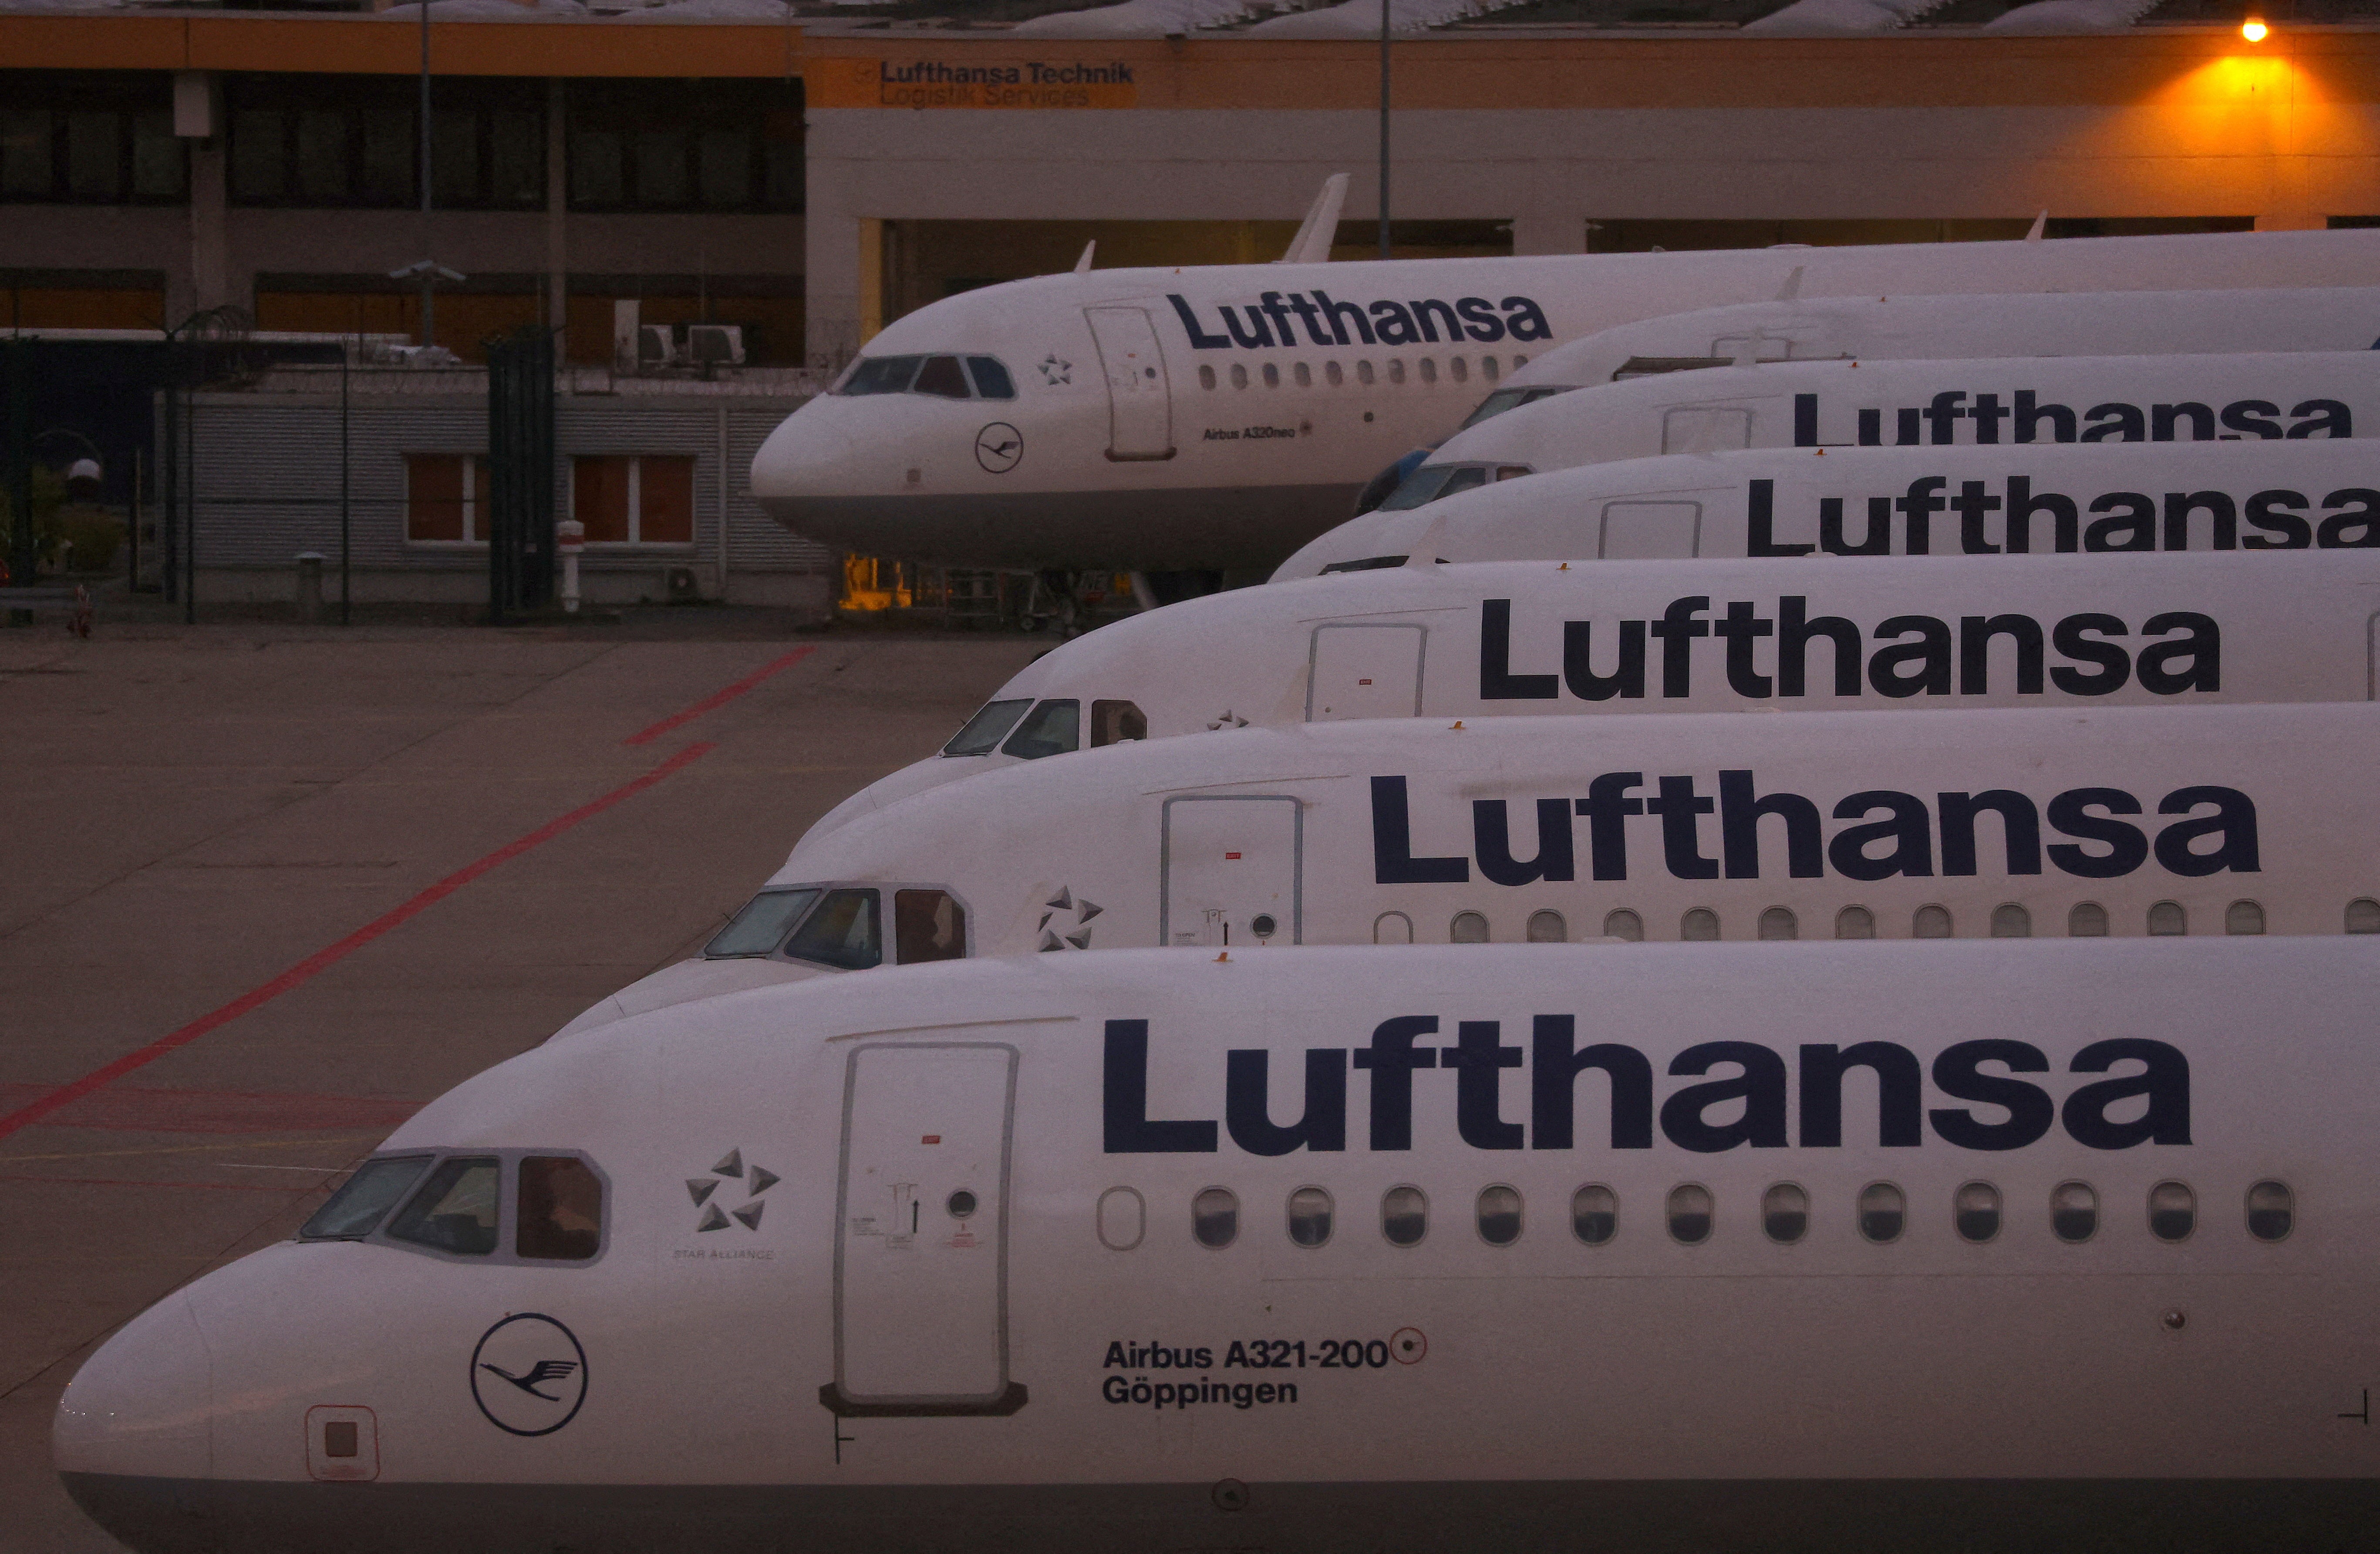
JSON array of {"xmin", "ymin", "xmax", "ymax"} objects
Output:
[
  {"xmin": 573, "ymin": 455, "xmax": 694, "ymax": 545},
  {"xmin": 0, "ymin": 73, "xmax": 184, "ymax": 205},
  {"xmin": 405, "ymin": 454, "xmax": 489, "ymax": 544},
  {"xmin": 225, "ymin": 74, "xmax": 542, "ymax": 211},
  {"xmin": 566, "ymin": 79, "xmax": 802, "ymax": 214}
]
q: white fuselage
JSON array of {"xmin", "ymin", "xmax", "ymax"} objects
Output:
[
  {"xmin": 1276, "ymin": 437, "xmax": 2380, "ymax": 579},
  {"xmin": 1391, "ymin": 350, "xmax": 2379, "ymax": 510},
  {"xmin": 54, "ymin": 939, "xmax": 2380, "ymax": 1552},
  {"xmin": 748, "ymin": 232, "xmax": 2380, "ymax": 574}
]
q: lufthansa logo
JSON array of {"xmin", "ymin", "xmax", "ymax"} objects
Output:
[
  {"xmin": 470, "ymin": 1313, "xmax": 588, "ymax": 1437},
  {"xmin": 975, "ymin": 422, "xmax": 1024, "ymax": 474}
]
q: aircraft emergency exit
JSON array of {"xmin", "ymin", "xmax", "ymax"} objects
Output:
[
  {"xmin": 800, "ymin": 550, "xmax": 2380, "ymax": 844},
  {"xmin": 1276, "ymin": 437, "xmax": 2380, "ymax": 579},
  {"xmin": 57, "ymin": 938, "xmax": 2380, "ymax": 1552},
  {"xmin": 748, "ymin": 231, "xmax": 2380, "ymax": 577},
  {"xmin": 1381, "ymin": 350, "xmax": 2379, "ymax": 512}
]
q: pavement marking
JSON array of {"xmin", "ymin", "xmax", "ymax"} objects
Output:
[
  {"xmin": 0, "ymin": 1134, "xmax": 386, "ymax": 1167},
  {"xmin": 622, "ymin": 645, "xmax": 817, "ymax": 746},
  {"xmin": 0, "ymin": 743, "xmax": 716, "ymax": 1144}
]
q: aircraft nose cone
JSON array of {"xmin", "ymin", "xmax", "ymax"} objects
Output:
[
  {"xmin": 55, "ymin": 1290, "xmax": 213, "ymax": 1541},
  {"xmin": 751, "ymin": 401, "xmax": 864, "ymax": 504}
]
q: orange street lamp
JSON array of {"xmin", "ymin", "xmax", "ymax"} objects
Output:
[{"xmin": 2242, "ymin": 16, "xmax": 2269, "ymax": 40}]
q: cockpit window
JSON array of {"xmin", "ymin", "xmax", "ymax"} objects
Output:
[
  {"xmin": 1001, "ymin": 699, "xmax": 1079, "ymax": 760},
  {"xmin": 895, "ymin": 888, "xmax": 968, "ymax": 964},
  {"xmin": 1089, "ymin": 699, "xmax": 1147, "ymax": 747},
  {"xmin": 301, "ymin": 1154, "xmax": 433, "ymax": 1241},
  {"xmin": 386, "ymin": 1156, "xmax": 502, "ymax": 1256},
  {"xmin": 705, "ymin": 887, "xmax": 823, "ymax": 959},
  {"xmin": 840, "ymin": 355, "xmax": 923, "ymax": 396},
  {"xmin": 1377, "ymin": 464, "xmax": 1461, "ymax": 511},
  {"xmin": 517, "ymin": 1156, "xmax": 604, "ymax": 1261},
  {"xmin": 913, "ymin": 355, "xmax": 971, "ymax": 399},
  {"xmin": 967, "ymin": 357, "xmax": 1016, "ymax": 400},
  {"xmin": 783, "ymin": 887, "xmax": 882, "ymax": 971},
  {"xmin": 944, "ymin": 698, "xmax": 1032, "ymax": 756},
  {"xmin": 1457, "ymin": 384, "xmax": 1566, "ymax": 428}
]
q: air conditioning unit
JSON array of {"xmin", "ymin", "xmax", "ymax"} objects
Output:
[
  {"xmin": 686, "ymin": 324, "xmax": 745, "ymax": 368},
  {"xmin": 664, "ymin": 565, "xmax": 702, "ymax": 603},
  {"xmin": 637, "ymin": 324, "xmax": 679, "ymax": 368}
]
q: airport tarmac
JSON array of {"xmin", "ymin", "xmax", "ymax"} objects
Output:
[{"xmin": 0, "ymin": 617, "xmax": 1038, "ymax": 1552}]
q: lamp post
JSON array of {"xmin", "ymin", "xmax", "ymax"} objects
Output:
[{"xmin": 1378, "ymin": 0, "xmax": 1391, "ymax": 260}]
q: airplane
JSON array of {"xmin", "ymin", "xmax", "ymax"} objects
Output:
[
  {"xmin": 55, "ymin": 936, "xmax": 2380, "ymax": 1551},
  {"xmin": 1375, "ymin": 350, "xmax": 2379, "ymax": 514},
  {"xmin": 799, "ymin": 550, "xmax": 2380, "ymax": 846},
  {"xmin": 745, "ymin": 229, "xmax": 2380, "ymax": 588},
  {"xmin": 1274, "ymin": 437, "xmax": 2380, "ymax": 580}
]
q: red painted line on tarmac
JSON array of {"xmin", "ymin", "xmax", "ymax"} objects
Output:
[
  {"xmin": 622, "ymin": 646, "xmax": 816, "ymax": 746},
  {"xmin": 0, "ymin": 1174, "xmax": 314, "ymax": 1194},
  {"xmin": 0, "ymin": 741, "xmax": 717, "ymax": 1144}
]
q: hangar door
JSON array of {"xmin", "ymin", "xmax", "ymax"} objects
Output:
[
  {"xmin": 1162, "ymin": 795, "xmax": 1301, "ymax": 948},
  {"xmin": 833, "ymin": 1043, "xmax": 1020, "ymax": 1413},
  {"xmin": 1085, "ymin": 307, "xmax": 1174, "ymax": 461}
]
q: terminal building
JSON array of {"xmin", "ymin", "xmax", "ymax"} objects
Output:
[{"xmin": 3, "ymin": 0, "xmax": 2375, "ymax": 605}]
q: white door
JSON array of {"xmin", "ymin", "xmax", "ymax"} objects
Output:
[
  {"xmin": 1660, "ymin": 405, "xmax": 1753, "ymax": 454},
  {"xmin": 1162, "ymin": 796, "xmax": 1301, "ymax": 948},
  {"xmin": 835, "ymin": 1043, "xmax": 1015, "ymax": 1409},
  {"xmin": 1085, "ymin": 307, "xmax": 1174, "ymax": 460},
  {"xmin": 1600, "ymin": 500, "xmax": 1702, "ymax": 560},
  {"xmin": 1307, "ymin": 622, "xmax": 1426, "ymax": 720}
]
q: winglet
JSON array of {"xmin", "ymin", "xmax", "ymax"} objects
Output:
[
  {"xmin": 1073, "ymin": 240, "xmax": 1096, "ymax": 273},
  {"xmin": 1774, "ymin": 263, "xmax": 1804, "ymax": 302},
  {"xmin": 1278, "ymin": 173, "xmax": 1351, "ymax": 264},
  {"xmin": 2025, "ymin": 209, "xmax": 2048, "ymax": 243}
]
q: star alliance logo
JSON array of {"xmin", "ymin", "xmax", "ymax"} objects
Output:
[
  {"xmin": 689, "ymin": 1148, "xmax": 778, "ymax": 1233},
  {"xmin": 1038, "ymin": 354, "xmax": 1071, "ymax": 386},
  {"xmin": 1038, "ymin": 887, "xmax": 1103, "ymax": 951}
]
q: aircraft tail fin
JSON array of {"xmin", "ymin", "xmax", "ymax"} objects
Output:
[
  {"xmin": 1774, "ymin": 263, "xmax": 1804, "ymax": 302},
  {"xmin": 2025, "ymin": 209, "xmax": 2048, "ymax": 242},
  {"xmin": 1278, "ymin": 173, "xmax": 1351, "ymax": 264},
  {"xmin": 1073, "ymin": 240, "xmax": 1097, "ymax": 273}
]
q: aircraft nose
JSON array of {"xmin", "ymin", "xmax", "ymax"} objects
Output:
[
  {"xmin": 751, "ymin": 400, "xmax": 865, "ymax": 504},
  {"xmin": 54, "ymin": 1289, "xmax": 213, "ymax": 1504}
]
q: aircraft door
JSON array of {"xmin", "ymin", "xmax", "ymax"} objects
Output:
[
  {"xmin": 833, "ymin": 1043, "xmax": 1020, "ymax": 1413},
  {"xmin": 1307, "ymin": 622, "xmax": 1426, "ymax": 720},
  {"xmin": 1599, "ymin": 500, "xmax": 1702, "ymax": 559},
  {"xmin": 1085, "ymin": 307, "xmax": 1176, "ymax": 461},
  {"xmin": 1660, "ymin": 406, "xmax": 1753, "ymax": 454},
  {"xmin": 1162, "ymin": 795, "xmax": 1301, "ymax": 947}
]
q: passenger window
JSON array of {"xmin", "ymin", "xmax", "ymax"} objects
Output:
[
  {"xmin": 1373, "ymin": 911, "xmax": 1413, "ymax": 944},
  {"xmin": 705, "ymin": 886, "xmax": 821, "ymax": 959},
  {"xmin": 2349, "ymin": 898, "xmax": 2380, "ymax": 933},
  {"xmin": 1199, "ymin": 365, "xmax": 1216, "ymax": 390},
  {"xmin": 1758, "ymin": 907, "xmax": 1797, "ymax": 941},
  {"xmin": 1230, "ymin": 363, "xmax": 1248, "ymax": 390},
  {"xmin": 2147, "ymin": 900, "xmax": 2187, "ymax": 935},
  {"xmin": 386, "ymin": 1156, "xmax": 501, "ymax": 1256},
  {"xmin": 1262, "ymin": 363, "xmax": 1281, "ymax": 388},
  {"xmin": 1482, "ymin": 356, "xmax": 1500, "ymax": 381},
  {"xmin": 1450, "ymin": 357, "xmax": 1468, "ymax": 384},
  {"xmin": 2069, "ymin": 901, "xmax": 2110, "ymax": 937},
  {"xmin": 1294, "ymin": 362, "xmax": 1311, "ymax": 387},
  {"xmin": 1913, "ymin": 905, "xmax": 1952, "ymax": 938},
  {"xmin": 1388, "ymin": 359, "xmax": 1406, "ymax": 385},
  {"xmin": 1382, "ymin": 1185, "xmax": 1427, "ymax": 1247},
  {"xmin": 911, "ymin": 355, "xmax": 971, "ymax": 399},
  {"xmin": 2245, "ymin": 1180, "xmax": 2293, "ymax": 1241},
  {"xmin": 1954, "ymin": 1181, "xmax": 2001, "ymax": 1243},
  {"xmin": 1834, "ymin": 905, "xmax": 1875, "ymax": 939},
  {"xmin": 1419, "ymin": 358, "xmax": 1438, "ymax": 384},
  {"xmin": 1858, "ymin": 1182, "xmax": 1905, "ymax": 1243},
  {"xmin": 894, "ymin": 888, "xmax": 966, "ymax": 964},
  {"xmin": 516, "ymin": 1157, "xmax": 603, "ymax": 1261},
  {"xmin": 1572, "ymin": 1184, "xmax": 1618, "ymax": 1245},
  {"xmin": 1287, "ymin": 1186, "xmax": 1333, "ymax": 1248},
  {"xmin": 1001, "ymin": 699, "xmax": 1080, "ymax": 760},
  {"xmin": 782, "ymin": 888, "xmax": 881, "ymax": 971},
  {"xmin": 1357, "ymin": 360, "xmax": 1375, "ymax": 385},
  {"xmin": 1450, "ymin": 911, "xmax": 1490, "ymax": 943},
  {"xmin": 301, "ymin": 1154, "xmax": 432, "ymax": 1241},
  {"xmin": 1191, "ymin": 1187, "xmax": 1239, "ymax": 1248},
  {"xmin": 964, "ymin": 356, "xmax": 1015, "ymax": 400},
  {"xmin": 837, "ymin": 354, "xmax": 923, "ymax": 396},
  {"xmin": 1601, "ymin": 909, "xmax": 1643, "ymax": 942},
  {"xmin": 1089, "ymin": 699, "xmax": 1147, "ymax": 747},
  {"xmin": 1325, "ymin": 361, "xmax": 1344, "ymax": 386},
  {"xmin": 1096, "ymin": 1187, "xmax": 1145, "ymax": 1251},
  {"xmin": 1666, "ymin": 1184, "xmax": 1713, "ymax": 1245},
  {"xmin": 1526, "ymin": 909, "xmax": 1566, "ymax": 943},
  {"xmin": 2148, "ymin": 1181, "xmax": 2196, "ymax": 1242},
  {"xmin": 2225, "ymin": 900, "xmax": 2265, "ymax": 935},
  {"xmin": 1477, "ymin": 1184, "xmax": 1523, "ymax": 1246},
  {"xmin": 1682, "ymin": 908, "xmax": 1719, "ymax": 942},
  {"xmin": 1761, "ymin": 1183, "xmax": 1808, "ymax": 1244},
  {"xmin": 1991, "ymin": 903, "xmax": 2031, "ymax": 937},
  {"xmin": 2051, "ymin": 1181, "xmax": 2098, "ymax": 1243},
  {"xmin": 943, "ymin": 698, "xmax": 1032, "ymax": 757}
]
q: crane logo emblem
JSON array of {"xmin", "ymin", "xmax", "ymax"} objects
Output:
[
  {"xmin": 469, "ymin": 1313, "xmax": 588, "ymax": 1436},
  {"xmin": 975, "ymin": 422, "xmax": 1025, "ymax": 474}
]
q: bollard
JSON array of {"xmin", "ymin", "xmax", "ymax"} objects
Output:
[
  {"xmin": 295, "ymin": 552, "xmax": 325, "ymax": 624},
  {"xmin": 556, "ymin": 518, "xmax": 584, "ymax": 615}
]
